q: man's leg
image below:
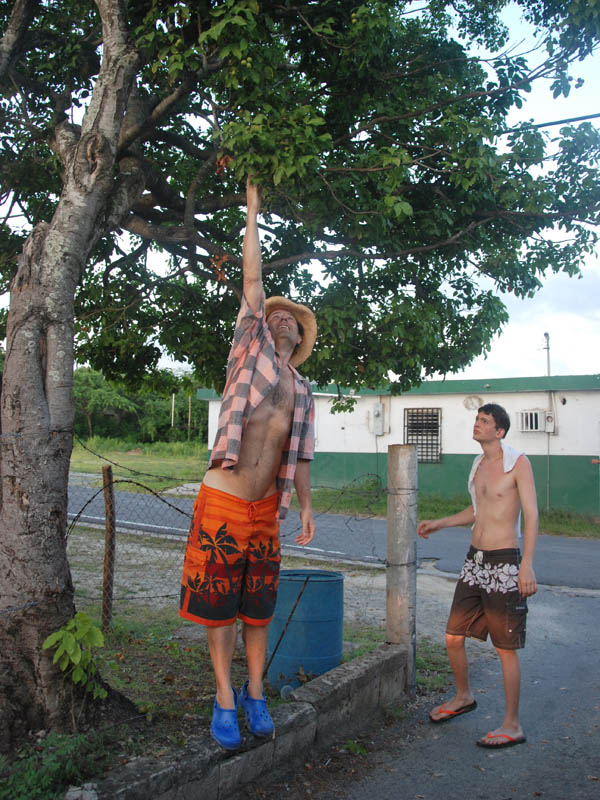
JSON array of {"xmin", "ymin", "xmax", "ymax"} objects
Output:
[
  {"xmin": 242, "ymin": 621, "xmax": 269, "ymax": 698},
  {"xmin": 239, "ymin": 621, "xmax": 274, "ymax": 737},
  {"xmin": 430, "ymin": 633, "xmax": 476, "ymax": 721},
  {"xmin": 207, "ymin": 623, "xmax": 238, "ymax": 709},
  {"xmin": 478, "ymin": 647, "xmax": 524, "ymax": 744}
]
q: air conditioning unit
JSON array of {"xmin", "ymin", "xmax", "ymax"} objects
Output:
[{"xmin": 544, "ymin": 410, "xmax": 556, "ymax": 433}]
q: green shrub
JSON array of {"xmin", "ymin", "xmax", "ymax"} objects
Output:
[{"xmin": 0, "ymin": 731, "xmax": 111, "ymax": 800}]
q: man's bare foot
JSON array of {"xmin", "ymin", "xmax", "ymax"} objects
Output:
[
  {"xmin": 476, "ymin": 725, "xmax": 526, "ymax": 748},
  {"xmin": 429, "ymin": 696, "xmax": 477, "ymax": 723}
]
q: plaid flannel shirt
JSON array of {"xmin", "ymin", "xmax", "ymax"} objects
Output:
[{"xmin": 209, "ymin": 290, "xmax": 315, "ymax": 519}]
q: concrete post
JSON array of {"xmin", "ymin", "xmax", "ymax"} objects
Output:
[{"xmin": 386, "ymin": 444, "xmax": 417, "ymax": 692}]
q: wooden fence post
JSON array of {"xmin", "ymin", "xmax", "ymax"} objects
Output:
[
  {"xmin": 386, "ymin": 444, "xmax": 417, "ymax": 693},
  {"xmin": 101, "ymin": 465, "xmax": 116, "ymax": 633}
]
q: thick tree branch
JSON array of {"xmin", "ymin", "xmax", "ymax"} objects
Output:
[
  {"xmin": 146, "ymin": 128, "xmax": 214, "ymax": 161},
  {"xmin": 122, "ymin": 213, "xmax": 242, "ymax": 265},
  {"xmin": 0, "ymin": 0, "xmax": 39, "ymax": 80},
  {"xmin": 185, "ymin": 153, "xmax": 218, "ymax": 228},
  {"xmin": 117, "ymin": 60, "xmax": 225, "ymax": 155}
]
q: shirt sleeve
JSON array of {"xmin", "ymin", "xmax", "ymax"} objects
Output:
[
  {"xmin": 297, "ymin": 382, "xmax": 315, "ymax": 460},
  {"xmin": 224, "ymin": 290, "xmax": 267, "ymax": 383}
]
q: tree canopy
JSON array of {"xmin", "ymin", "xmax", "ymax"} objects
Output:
[{"xmin": 1, "ymin": 0, "xmax": 600, "ymax": 397}]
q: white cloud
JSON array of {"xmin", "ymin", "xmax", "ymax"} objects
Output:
[{"xmin": 455, "ymin": 255, "xmax": 600, "ymax": 378}]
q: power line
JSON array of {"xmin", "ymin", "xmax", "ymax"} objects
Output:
[{"xmin": 504, "ymin": 112, "xmax": 600, "ymax": 134}]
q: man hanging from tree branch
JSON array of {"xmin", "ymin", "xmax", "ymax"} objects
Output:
[{"xmin": 179, "ymin": 177, "xmax": 317, "ymax": 750}]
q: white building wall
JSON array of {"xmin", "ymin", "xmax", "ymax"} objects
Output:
[
  {"xmin": 207, "ymin": 387, "xmax": 599, "ymax": 458},
  {"xmin": 207, "ymin": 401, "xmax": 220, "ymax": 449},
  {"xmin": 312, "ymin": 389, "xmax": 600, "ymax": 457}
]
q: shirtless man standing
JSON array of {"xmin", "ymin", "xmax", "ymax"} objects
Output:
[
  {"xmin": 179, "ymin": 178, "xmax": 316, "ymax": 750},
  {"xmin": 417, "ymin": 403, "xmax": 538, "ymax": 749}
]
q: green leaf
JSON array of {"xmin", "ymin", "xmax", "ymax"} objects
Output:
[
  {"xmin": 87, "ymin": 627, "xmax": 105, "ymax": 648},
  {"xmin": 42, "ymin": 631, "xmax": 63, "ymax": 650},
  {"xmin": 72, "ymin": 665, "xmax": 85, "ymax": 684}
]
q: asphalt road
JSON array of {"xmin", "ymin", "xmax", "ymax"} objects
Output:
[
  {"xmin": 68, "ymin": 482, "xmax": 600, "ymax": 591},
  {"xmin": 333, "ymin": 581, "xmax": 600, "ymax": 800}
]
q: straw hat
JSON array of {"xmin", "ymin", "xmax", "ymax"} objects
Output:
[{"xmin": 265, "ymin": 296, "xmax": 317, "ymax": 368}]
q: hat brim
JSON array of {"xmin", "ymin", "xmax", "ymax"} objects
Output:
[{"xmin": 265, "ymin": 296, "xmax": 317, "ymax": 368}]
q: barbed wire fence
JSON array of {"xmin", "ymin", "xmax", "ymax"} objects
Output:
[
  {"xmin": 1, "ymin": 439, "xmax": 417, "ymax": 708},
  {"xmin": 66, "ymin": 441, "xmax": 397, "ymax": 634}
]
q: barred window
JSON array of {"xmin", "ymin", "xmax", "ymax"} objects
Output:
[
  {"xmin": 517, "ymin": 410, "xmax": 542, "ymax": 432},
  {"xmin": 404, "ymin": 408, "xmax": 441, "ymax": 463}
]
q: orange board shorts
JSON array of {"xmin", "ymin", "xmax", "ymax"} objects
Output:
[{"xmin": 179, "ymin": 484, "xmax": 280, "ymax": 627}]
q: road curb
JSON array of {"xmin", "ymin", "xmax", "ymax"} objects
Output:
[{"xmin": 65, "ymin": 643, "xmax": 409, "ymax": 800}]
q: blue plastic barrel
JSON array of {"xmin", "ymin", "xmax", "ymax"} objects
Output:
[{"xmin": 266, "ymin": 569, "xmax": 344, "ymax": 690}]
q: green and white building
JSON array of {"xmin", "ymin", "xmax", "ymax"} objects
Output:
[{"xmin": 199, "ymin": 374, "xmax": 600, "ymax": 515}]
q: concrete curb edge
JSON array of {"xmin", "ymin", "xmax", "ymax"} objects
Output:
[{"xmin": 65, "ymin": 643, "xmax": 409, "ymax": 800}]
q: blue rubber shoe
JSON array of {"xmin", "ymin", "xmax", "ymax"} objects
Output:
[
  {"xmin": 210, "ymin": 688, "xmax": 241, "ymax": 750},
  {"xmin": 240, "ymin": 681, "xmax": 274, "ymax": 738}
]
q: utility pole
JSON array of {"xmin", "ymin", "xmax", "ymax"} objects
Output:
[
  {"xmin": 543, "ymin": 332, "xmax": 550, "ymax": 376},
  {"xmin": 544, "ymin": 332, "xmax": 551, "ymax": 512}
]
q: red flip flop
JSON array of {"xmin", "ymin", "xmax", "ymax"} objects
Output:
[
  {"xmin": 476, "ymin": 732, "xmax": 527, "ymax": 748},
  {"xmin": 429, "ymin": 700, "xmax": 477, "ymax": 723}
]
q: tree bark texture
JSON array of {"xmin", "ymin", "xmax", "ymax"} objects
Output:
[{"xmin": 0, "ymin": 0, "xmax": 139, "ymax": 751}]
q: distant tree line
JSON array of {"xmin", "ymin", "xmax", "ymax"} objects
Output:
[{"xmin": 73, "ymin": 367, "xmax": 208, "ymax": 443}]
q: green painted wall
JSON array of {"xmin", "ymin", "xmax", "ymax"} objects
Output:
[
  {"xmin": 310, "ymin": 451, "xmax": 388, "ymax": 488},
  {"xmin": 311, "ymin": 452, "xmax": 599, "ymax": 515}
]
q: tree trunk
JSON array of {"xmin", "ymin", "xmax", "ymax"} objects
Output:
[{"xmin": 0, "ymin": 0, "xmax": 139, "ymax": 752}]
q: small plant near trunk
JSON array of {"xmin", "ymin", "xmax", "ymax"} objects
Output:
[{"xmin": 42, "ymin": 612, "xmax": 107, "ymax": 700}]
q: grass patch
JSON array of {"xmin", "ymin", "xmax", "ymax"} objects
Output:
[
  {"xmin": 99, "ymin": 610, "xmax": 227, "ymax": 720},
  {"xmin": 292, "ymin": 477, "xmax": 387, "ymax": 517},
  {"xmin": 538, "ymin": 507, "xmax": 600, "ymax": 537},
  {"xmin": 303, "ymin": 483, "xmax": 600, "ymax": 538},
  {"xmin": 70, "ymin": 438, "xmax": 208, "ymax": 492},
  {"xmin": 417, "ymin": 493, "xmax": 472, "ymax": 520},
  {"xmin": 342, "ymin": 627, "xmax": 452, "ymax": 695},
  {"xmin": 416, "ymin": 637, "xmax": 453, "ymax": 693},
  {"xmin": 343, "ymin": 624, "xmax": 386, "ymax": 660}
]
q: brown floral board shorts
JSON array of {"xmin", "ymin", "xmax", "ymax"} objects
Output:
[
  {"xmin": 179, "ymin": 484, "xmax": 280, "ymax": 628},
  {"xmin": 446, "ymin": 546, "xmax": 528, "ymax": 650}
]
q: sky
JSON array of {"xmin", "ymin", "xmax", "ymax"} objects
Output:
[{"xmin": 448, "ymin": 6, "xmax": 600, "ymax": 380}]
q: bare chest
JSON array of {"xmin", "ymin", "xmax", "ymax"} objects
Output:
[
  {"xmin": 250, "ymin": 369, "xmax": 296, "ymax": 431},
  {"xmin": 267, "ymin": 370, "xmax": 295, "ymax": 412},
  {"xmin": 473, "ymin": 460, "xmax": 516, "ymax": 505}
]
